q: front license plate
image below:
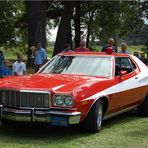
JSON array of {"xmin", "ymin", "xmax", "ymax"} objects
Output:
[{"xmin": 51, "ymin": 116, "xmax": 69, "ymax": 127}]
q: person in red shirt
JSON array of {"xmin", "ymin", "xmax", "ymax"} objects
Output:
[{"xmin": 74, "ymin": 40, "xmax": 89, "ymax": 52}]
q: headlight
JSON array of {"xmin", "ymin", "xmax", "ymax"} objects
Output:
[
  {"xmin": 53, "ymin": 95, "xmax": 74, "ymax": 107},
  {"xmin": 64, "ymin": 96, "xmax": 73, "ymax": 106},
  {"xmin": 54, "ymin": 95, "xmax": 64, "ymax": 105}
]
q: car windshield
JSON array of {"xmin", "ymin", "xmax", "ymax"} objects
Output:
[{"xmin": 40, "ymin": 55, "xmax": 112, "ymax": 77}]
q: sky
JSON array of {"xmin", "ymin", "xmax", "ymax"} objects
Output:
[{"xmin": 47, "ymin": 27, "xmax": 58, "ymax": 41}]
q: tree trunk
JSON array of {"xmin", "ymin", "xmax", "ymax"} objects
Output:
[
  {"xmin": 147, "ymin": 39, "xmax": 148, "ymax": 58},
  {"xmin": 74, "ymin": 2, "xmax": 81, "ymax": 48},
  {"xmin": 86, "ymin": 12, "xmax": 92, "ymax": 48},
  {"xmin": 53, "ymin": 2, "xmax": 74, "ymax": 56},
  {"xmin": 25, "ymin": 1, "xmax": 46, "ymax": 67},
  {"xmin": 86, "ymin": 6, "xmax": 96, "ymax": 48}
]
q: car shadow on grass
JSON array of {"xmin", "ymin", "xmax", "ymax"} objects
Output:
[
  {"xmin": 103, "ymin": 109, "xmax": 138, "ymax": 127},
  {"xmin": 0, "ymin": 109, "xmax": 147, "ymax": 145},
  {"xmin": 103, "ymin": 109, "xmax": 148, "ymax": 137}
]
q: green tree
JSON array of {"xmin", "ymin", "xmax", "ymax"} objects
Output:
[
  {"xmin": 79, "ymin": 1, "xmax": 147, "ymax": 47},
  {"xmin": 0, "ymin": 1, "xmax": 25, "ymax": 47}
]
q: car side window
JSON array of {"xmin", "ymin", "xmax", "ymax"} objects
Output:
[
  {"xmin": 130, "ymin": 59, "xmax": 137, "ymax": 70},
  {"xmin": 115, "ymin": 57, "xmax": 136, "ymax": 76}
]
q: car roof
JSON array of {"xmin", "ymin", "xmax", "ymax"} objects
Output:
[{"xmin": 58, "ymin": 52, "xmax": 130, "ymax": 57}]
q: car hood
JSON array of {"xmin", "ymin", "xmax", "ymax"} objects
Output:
[{"xmin": 0, "ymin": 73, "xmax": 112, "ymax": 93}]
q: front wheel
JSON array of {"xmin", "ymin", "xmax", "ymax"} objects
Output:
[
  {"xmin": 84, "ymin": 100, "xmax": 104, "ymax": 133},
  {"xmin": 137, "ymin": 94, "xmax": 148, "ymax": 117}
]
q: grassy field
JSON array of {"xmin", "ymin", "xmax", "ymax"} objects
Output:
[
  {"xmin": 0, "ymin": 46, "xmax": 54, "ymax": 60},
  {"xmin": 0, "ymin": 110, "xmax": 147, "ymax": 148}
]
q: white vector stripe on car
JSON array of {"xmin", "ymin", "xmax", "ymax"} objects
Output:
[
  {"xmin": 52, "ymin": 84, "xmax": 65, "ymax": 91},
  {"xmin": 82, "ymin": 73, "xmax": 148, "ymax": 102}
]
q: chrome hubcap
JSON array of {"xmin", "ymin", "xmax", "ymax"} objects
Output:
[{"xmin": 97, "ymin": 105, "xmax": 103, "ymax": 128}]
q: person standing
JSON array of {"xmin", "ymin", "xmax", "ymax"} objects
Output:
[
  {"xmin": 140, "ymin": 53, "xmax": 148, "ymax": 65},
  {"xmin": 101, "ymin": 38, "xmax": 118, "ymax": 52},
  {"xmin": 30, "ymin": 45, "xmax": 36, "ymax": 68},
  {"xmin": 0, "ymin": 50, "xmax": 4, "ymax": 67},
  {"xmin": 12, "ymin": 53, "xmax": 27, "ymax": 76},
  {"xmin": 34, "ymin": 42, "xmax": 47, "ymax": 72},
  {"xmin": 0, "ymin": 60, "xmax": 11, "ymax": 78},
  {"xmin": 133, "ymin": 51, "xmax": 140, "ymax": 58},
  {"xmin": 74, "ymin": 40, "xmax": 89, "ymax": 52},
  {"xmin": 62, "ymin": 44, "xmax": 73, "ymax": 52},
  {"xmin": 120, "ymin": 43, "xmax": 130, "ymax": 54}
]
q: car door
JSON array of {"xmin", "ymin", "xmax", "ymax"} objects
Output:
[{"xmin": 109, "ymin": 57, "xmax": 142, "ymax": 112}]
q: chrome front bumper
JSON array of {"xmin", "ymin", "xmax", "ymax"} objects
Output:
[{"xmin": 0, "ymin": 105, "xmax": 81, "ymax": 126}]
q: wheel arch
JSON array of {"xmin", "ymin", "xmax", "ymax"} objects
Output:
[
  {"xmin": 137, "ymin": 92, "xmax": 148, "ymax": 107},
  {"xmin": 85, "ymin": 96, "xmax": 109, "ymax": 118},
  {"xmin": 137, "ymin": 92, "xmax": 148, "ymax": 116}
]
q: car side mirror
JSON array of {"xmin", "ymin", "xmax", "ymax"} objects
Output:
[{"xmin": 119, "ymin": 70, "xmax": 127, "ymax": 79}]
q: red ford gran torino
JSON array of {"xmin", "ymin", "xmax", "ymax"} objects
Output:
[{"xmin": 0, "ymin": 51, "xmax": 148, "ymax": 133}]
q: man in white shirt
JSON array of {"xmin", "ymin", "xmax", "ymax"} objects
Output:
[{"xmin": 12, "ymin": 53, "xmax": 27, "ymax": 76}]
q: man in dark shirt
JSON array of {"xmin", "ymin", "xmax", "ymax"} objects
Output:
[
  {"xmin": 62, "ymin": 44, "xmax": 73, "ymax": 52},
  {"xmin": 140, "ymin": 53, "xmax": 148, "ymax": 65},
  {"xmin": 102, "ymin": 38, "xmax": 118, "ymax": 52}
]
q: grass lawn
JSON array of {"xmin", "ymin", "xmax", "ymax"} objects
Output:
[
  {"xmin": 0, "ymin": 46, "xmax": 54, "ymax": 61},
  {"xmin": 0, "ymin": 110, "xmax": 147, "ymax": 148}
]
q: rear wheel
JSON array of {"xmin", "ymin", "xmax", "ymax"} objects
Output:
[
  {"xmin": 84, "ymin": 100, "xmax": 104, "ymax": 133},
  {"xmin": 137, "ymin": 94, "xmax": 148, "ymax": 116}
]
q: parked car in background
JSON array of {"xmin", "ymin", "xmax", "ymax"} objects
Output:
[{"xmin": 0, "ymin": 51, "xmax": 148, "ymax": 133}]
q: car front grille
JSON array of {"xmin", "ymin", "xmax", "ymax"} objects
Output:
[{"xmin": 0, "ymin": 89, "xmax": 50, "ymax": 109}]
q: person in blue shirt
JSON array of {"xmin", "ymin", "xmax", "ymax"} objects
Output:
[
  {"xmin": 120, "ymin": 43, "xmax": 130, "ymax": 54},
  {"xmin": 0, "ymin": 50, "xmax": 4, "ymax": 67},
  {"xmin": 34, "ymin": 42, "xmax": 47, "ymax": 72},
  {"xmin": 0, "ymin": 60, "xmax": 11, "ymax": 78}
]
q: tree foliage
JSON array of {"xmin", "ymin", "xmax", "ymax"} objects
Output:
[
  {"xmin": 0, "ymin": 1, "xmax": 25, "ymax": 47},
  {"xmin": 0, "ymin": 0, "xmax": 148, "ymax": 58},
  {"xmin": 79, "ymin": 1, "xmax": 147, "ymax": 46}
]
